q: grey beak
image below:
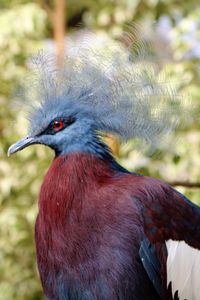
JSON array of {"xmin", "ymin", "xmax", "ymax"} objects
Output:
[{"xmin": 7, "ymin": 137, "xmax": 35, "ymax": 156}]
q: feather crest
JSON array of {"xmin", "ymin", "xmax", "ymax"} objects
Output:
[{"xmin": 20, "ymin": 26, "xmax": 186, "ymax": 146}]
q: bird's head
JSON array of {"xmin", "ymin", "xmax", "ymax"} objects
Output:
[
  {"xmin": 8, "ymin": 33, "xmax": 180, "ymax": 158},
  {"xmin": 7, "ymin": 98, "xmax": 102, "ymax": 157}
]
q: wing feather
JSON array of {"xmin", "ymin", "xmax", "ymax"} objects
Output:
[{"xmin": 166, "ymin": 239, "xmax": 200, "ymax": 300}]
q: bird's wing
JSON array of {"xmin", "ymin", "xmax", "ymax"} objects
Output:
[{"xmin": 138, "ymin": 178, "xmax": 200, "ymax": 300}]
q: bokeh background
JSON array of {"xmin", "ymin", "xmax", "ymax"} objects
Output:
[{"xmin": 0, "ymin": 0, "xmax": 200, "ymax": 299}]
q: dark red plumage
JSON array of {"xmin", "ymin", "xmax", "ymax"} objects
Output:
[
  {"xmin": 34, "ymin": 152, "xmax": 200, "ymax": 299},
  {"xmin": 35, "ymin": 153, "xmax": 155, "ymax": 299}
]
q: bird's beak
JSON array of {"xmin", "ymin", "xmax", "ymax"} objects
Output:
[{"xmin": 7, "ymin": 136, "xmax": 36, "ymax": 156}]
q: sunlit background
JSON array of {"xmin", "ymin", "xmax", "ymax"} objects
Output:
[{"xmin": 0, "ymin": 0, "xmax": 200, "ymax": 299}]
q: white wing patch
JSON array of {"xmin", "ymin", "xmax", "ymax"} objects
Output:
[{"xmin": 166, "ymin": 239, "xmax": 200, "ymax": 300}]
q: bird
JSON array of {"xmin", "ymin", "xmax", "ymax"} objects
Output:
[{"xmin": 8, "ymin": 31, "xmax": 200, "ymax": 300}]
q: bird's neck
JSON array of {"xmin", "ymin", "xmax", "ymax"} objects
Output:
[{"xmin": 54, "ymin": 132, "xmax": 112, "ymax": 160}]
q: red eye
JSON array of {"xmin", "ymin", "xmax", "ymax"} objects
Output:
[{"xmin": 53, "ymin": 120, "xmax": 64, "ymax": 131}]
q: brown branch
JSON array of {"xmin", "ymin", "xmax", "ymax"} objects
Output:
[
  {"xmin": 167, "ymin": 181, "xmax": 200, "ymax": 188},
  {"xmin": 40, "ymin": 0, "xmax": 67, "ymax": 66},
  {"xmin": 53, "ymin": 0, "xmax": 66, "ymax": 67}
]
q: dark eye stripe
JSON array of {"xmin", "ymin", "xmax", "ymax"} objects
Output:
[
  {"xmin": 64, "ymin": 116, "xmax": 76, "ymax": 127},
  {"xmin": 38, "ymin": 116, "xmax": 76, "ymax": 136}
]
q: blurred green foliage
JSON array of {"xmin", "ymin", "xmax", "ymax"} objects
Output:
[{"xmin": 0, "ymin": 0, "xmax": 199, "ymax": 299}]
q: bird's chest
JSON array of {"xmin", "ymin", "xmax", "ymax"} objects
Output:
[
  {"xmin": 35, "ymin": 201, "xmax": 140, "ymax": 299},
  {"xmin": 35, "ymin": 190, "xmax": 140, "ymax": 297}
]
